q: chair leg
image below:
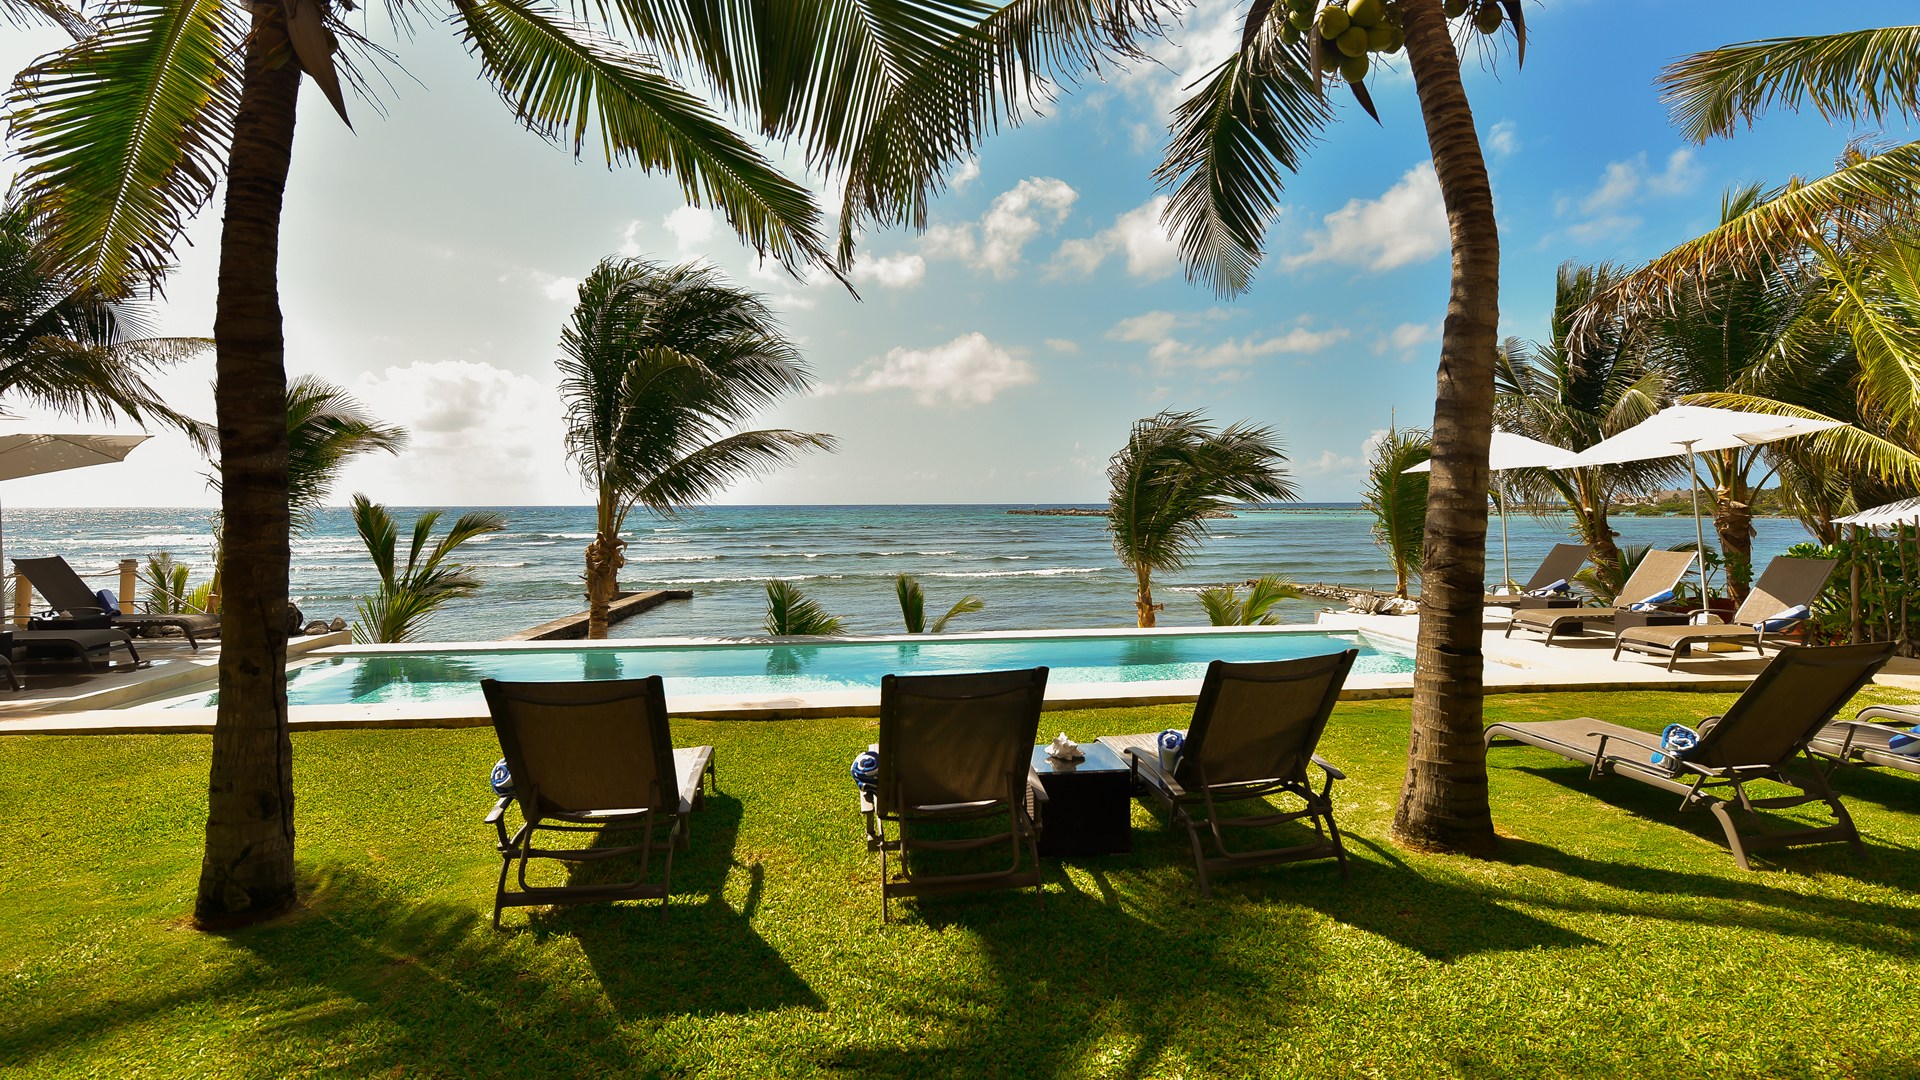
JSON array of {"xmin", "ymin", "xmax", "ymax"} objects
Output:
[
  {"xmin": 1176, "ymin": 807, "xmax": 1212, "ymax": 899},
  {"xmin": 1323, "ymin": 808, "xmax": 1352, "ymax": 881},
  {"xmin": 1709, "ymin": 802, "xmax": 1754, "ymax": 872}
]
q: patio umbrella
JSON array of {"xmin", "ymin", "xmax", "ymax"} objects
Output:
[
  {"xmin": 1550, "ymin": 405, "xmax": 1847, "ymax": 600},
  {"xmin": 1403, "ymin": 430, "xmax": 1573, "ymax": 590},
  {"xmin": 0, "ymin": 427, "xmax": 153, "ymax": 620},
  {"xmin": 1836, "ymin": 497, "xmax": 1920, "ymax": 651}
]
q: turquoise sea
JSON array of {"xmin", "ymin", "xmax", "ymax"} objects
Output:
[{"xmin": 0, "ymin": 505, "xmax": 1818, "ymax": 641}]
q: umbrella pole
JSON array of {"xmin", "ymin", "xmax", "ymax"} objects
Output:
[
  {"xmin": 1499, "ymin": 471, "xmax": 1512, "ymax": 589},
  {"xmin": 1685, "ymin": 442, "xmax": 1708, "ymax": 604}
]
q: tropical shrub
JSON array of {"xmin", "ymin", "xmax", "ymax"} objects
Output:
[
  {"xmin": 350, "ymin": 496, "xmax": 507, "ymax": 644},
  {"xmin": 1197, "ymin": 574, "xmax": 1299, "ymax": 625},
  {"xmin": 894, "ymin": 574, "xmax": 982, "ymax": 634},
  {"xmin": 1361, "ymin": 429, "xmax": 1430, "ymax": 599},
  {"xmin": 764, "ymin": 581, "xmax": 844, "ymax": 636}
]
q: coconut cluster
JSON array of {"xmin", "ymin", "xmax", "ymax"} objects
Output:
[{"xmin": 1291, "ymin": 0, "xmax": 1507, "ymax": 85}]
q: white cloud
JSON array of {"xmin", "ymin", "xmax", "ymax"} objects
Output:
[
  {"xmin": 850, "ymin": 251, "xmax": 927, "ymax": 288},
  {"xmin": 1283, "ymin": 162, "xmax": 1448, "ymax": 272},
  {"xmin": 1107, "ymin": 0, "xmax": 1243, "ymax": 120},
  {"xmin": 1375, "ymin": 320, "xmax": 1441, "ymax": 361},
  {"xmin": 618, "ymin": 219, "xmax": 643, "ymax": 257},
  {"xmin": 1107, "ymin": 309, "xmax": 1347, "ymax": 378},
  {"xmin": 920, "ymin": 177, "xmax": 1078, "ymax": 278},
  {"xmin": 951, "ymin": 160, "xmax": 981, "ymax": 191},
  {"xmin": 540, "ymin": 275, "xmax": 579, "ymax": 301},
  {"xmin": 1488, "ymin": 120, "xmax": 1518, "ymax": 156},
  {"xmin": 1556, "ymin": 150, "xmax": 1705, "ymax": 242},
  {"xmin": 1304, "ymin": 428, "xmax": 1392, "ymax": 477},
  {"xmin": 846, "ymin": 332, "xmax": 1037, "ymax": 407},
  {"xmin": 1049, "ymin": 196, "xmax": 1180, "ymax": 280},
  {"xmin": 346, "ymin": 360, "xmax": 571, "ymax": 503},
  {"xmin": 1045, "ymin": 338, "xmax": 1080, "ymax": 353},
  {"xmin": 662, "ymin": 206, "xmax": 716, "ymax": 251}
]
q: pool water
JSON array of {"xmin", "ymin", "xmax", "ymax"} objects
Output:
[{"xmin": 164, "ymin": 630, "xmax": 1414, "ymax": 708}]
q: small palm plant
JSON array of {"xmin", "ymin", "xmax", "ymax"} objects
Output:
[
  {"xmin": 1197, "ymin": 574, "xmax": 1300, "ymax": 626},
  {"xmin": 141, "ymin": 552, "xmax": 213, "ymax": 614},
  {"xmin": 895, "ymin": 574, "xmax": 983, "ymax": 633},
  {"xmin": 350, "ymin": 495, "xmax": 507, "ymax": 644},
  {"xmin": 1361, "ymin": 428, "xmax": 1432, "ymax": 599},
  {"xmin": 763, "ymin": 580, "xmax": 844, "ymax": 636}
]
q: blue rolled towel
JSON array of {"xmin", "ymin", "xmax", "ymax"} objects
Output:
[
  {"xmin": 489, "ymin": 757, "xmax": 514, "ymax": 796},
  {"xmin": 1648, "ymin": 723, "xmax": 1699, "ymax": 770},
  {"xmin": 1157, "ymin": 729, "xmax": 1185, "ymax": 771},
  {"xmin": 1526, "ymin": 579, "xmax": 1569, "ymax": 597},
  {"xmin": 1888, "ymin": 730, "xmax": 1920, "ymax": 756},
  {"xmin": 1629, "ymin": 588, "xmax": 1675, "ymax": 612},
  {"xmin": 1757, "ymin": 605, "xmax": 1809, "ymax": 633},
  {"xmin": 850, "ymin": 749, "xmax": 880, "ymax": 794},
  {"xmin": 95, "ymin": 589, "xmax": 122, "ymax": 616}
]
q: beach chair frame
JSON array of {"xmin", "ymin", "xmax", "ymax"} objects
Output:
[
  {"xmin": 1505, "ymin": 549, "xmax": 1697, "ymax": 646},
  {"xmin": 1611, "ymin": 557, "xmax": 1837, "ymax": 670}
]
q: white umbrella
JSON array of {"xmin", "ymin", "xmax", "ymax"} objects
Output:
[
  {"xmin": 0, "ymin": 427, "xmax": 153, "ymax": 620},
  {"xmin": 1404, "ymin": 430, "xmax": 1573, "ymax": 589},
  {"xmin": 1835, "ymin": 497, "xmax": 1920, "ymax": 527},
  {"xmin": 1552, "ymin": 405, "xmax": 1847, "ymax": 599}
]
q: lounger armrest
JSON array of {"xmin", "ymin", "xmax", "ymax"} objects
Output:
[
  {"xmin": 484, "ymin": 796, "xmax": 512, "ymax": 824},
  {"xmin": 1026, "ymin": 767, "xmax": 1050, "ymax": 804},
  {"xmin": 1590, "ymin": 731, "xmax": 1664, "ymax": 756},
  {"xmin": 1821, "ymin": 717, "xmax": 1913, "ymax": 759},
  {"xmin": 1310, "ymin": 754, "xmax": 1346, "ymax": 781}
]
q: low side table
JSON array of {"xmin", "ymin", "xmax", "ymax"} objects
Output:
[
  {"xmin": 1492, "ymin": 596, "xmax": 1581, "ymax": 610},
  {"xmin": 1030, "ymin": 743, "xmax": 1132, "ymax": 856},
  {"xmin": 1611, "ymin": 610, "xmax": 1691, "ymax": 632}
]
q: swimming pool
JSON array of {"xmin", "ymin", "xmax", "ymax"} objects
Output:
[{"xmin": 162, "ymin": 628, "xmax": 1415, "ymax": 709}]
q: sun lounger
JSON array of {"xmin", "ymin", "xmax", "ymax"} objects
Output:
[
  {"xmin": 1485, "ymin": 543, "xmax": 1588, "ymax": 607},
  {"xmin": 1505, "ymin": 549, "xmax": 1696, "ymax": 645},
  {"xmin": 861, "ymin": 667, "xmax": 1049, "ymax": 922},
  {"xmin": 14, "ymin": 555, "xmax": 221, "ymax": 649},
  {"xmin": 480, "ymin": 676, "xmax": 715, "ymax": 928},
  {"xmin": 1484, "ymin": 642, "xmax": 1896, "ymax": 870},
  {"xmin": 1809, "ymin": 703, "xmax": 1920, "ymax": 778},
  {"xmin": 1096, "ymin": 649, "xmax": 1356, "ymax": 897},
  {"xmin": 10, "ymin": 626, "xmax": 142, "ymax": 672},
  {"xmin": 1613, "ymin": 557, "xmax": 1837, "ymax": 670}
]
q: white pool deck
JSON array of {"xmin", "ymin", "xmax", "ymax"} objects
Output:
[{"xmin": 3, "ymin": 613, "xmax": 1916, "ymax": 737}]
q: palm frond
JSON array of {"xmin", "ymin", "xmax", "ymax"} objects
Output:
[
  {"xmin": 1240, "ymin": 572, "xmax": 1297, "ymax": 623},
  {"xmin": 763, "ymin": 579, "xmax": 844, "ymax": 635},
  {"xmin": 1, "ymin": 0, "xmax": 93, "ymax": 36},
  {"xmin": 6, "ymin": 0, "xmax": 243, "ymax": 288},
  {"xmin": 349, "ymin": 494, "xmax": 505, "ymax": 642},
  {"xmin": 896, "ymin": 573, "xmax": 925, "ymax": 633},
  {"xmin": 1196, "ymin": 586, "xmax": 1242, "ymax": 625},
  {"xmin": 1154, "ymin": 37, "xmax": 1330, "ymax": 297},
  {"xmin": 1106, "ymin": 408, "xmax": 1295, "ymax": 581},
  {"xmin": 1659, "ymin": 26, "xmax": 1920, "ymax": 144},
  {"xmin": 1682, "ymin": 391, "xmax": 1920, "ymax": 488},
  {"xmin": 452, "ymin": 0, "xmax": 833, "ymax": 272},
  {"xmin": 928, "ymin": 593, "xmax": 983, "ymax": 633},
  {"xmin": 1360, "ymin": 427, "xmax": 1429, "ymax": 597}
]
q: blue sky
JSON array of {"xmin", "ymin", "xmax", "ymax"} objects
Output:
[{"xmin": 0, "ymin": 0, "xmax": 1900, "ymax": 507}]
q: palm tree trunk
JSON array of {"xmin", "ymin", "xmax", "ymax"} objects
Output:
[
  {"xmin": 1135, "ymin": 567, "xmax": 1157, "ymax": 628},
  {"xmin": 195, "ymin": 10, "xmax": 299, "ymax": 928},
  {"xmin": 1389, "ymin": 0, "xmax": 1499, "ymax": 857},
  {"xmin": 584, "ymin": 532, "xmax": 623, "ymax": 638}
]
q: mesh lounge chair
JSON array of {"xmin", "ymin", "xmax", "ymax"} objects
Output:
[
  {"xmin": 1613, "ymin": 557, "xmax": 1837, "ymax": 670},
  {"xmin": 10, "ymin": 626, "xmax": 142, "ymax": 672},
  {"xmin": 1809, "ymin": 703, "xmax": 1920, "ymax": 778},
  {"xmin": 1485, "ymin": 543, "xmax": 1588, "ymax": 607},
  {"xmin": 862, "ymin": 667, "xmax": 1049, "ymax": 923},
  {"xmin": 1484, "ymin": 642, "xmax": 1896, "ymax": 870},
  {"xmin": 1505, "ymin": 549, "xmax": 1697, "ymax": 645},
  {"xmin": 1096, "ymin": 649, "xmax": 1357, "ymax": 897},
  {"xmin": 481, "ymin": 677, "xmax": 716, "ymax": 928},
  {"xmin": 14, "ymin": 555, "xmax": 221, "ymax": 649}
]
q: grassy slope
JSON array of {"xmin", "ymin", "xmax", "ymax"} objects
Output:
[{"xmin": 6, "ymin": 688, "xmax": 1920, "ymax": 1079}]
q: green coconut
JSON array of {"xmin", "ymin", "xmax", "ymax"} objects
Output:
[
  {"xmin": 1346, "ymin": 0, "xmax": 1384, "ymax": 29},
  {"xmin": 1339, "ymin": 53, "xmax": 1369, "ymax": 81},
  {"xmin": 1281, "ymin": 22, "xmax": 1303, "ymax": 45},
  {"xmin": 1366, "ymin": 24, "xmax": 1394, "ymax": 49},
  {"xmin": 1382, "ymin": 26, "xmax": 1404, "ymax": 52},
  {"xmin": 1336, "ymin": 24, "xmax": 1369, "ymax": 57},
  {"xmin": 1316, "ymin": 5, "xmax": 1350, "ymax": 38},
  {"xmin": 1474, "ymin": 1, "xmax": 1503, "ymax": 33},
  {"xmin": 1288, "ymin": 8, "xmax": 1313, "ymax": 30}
]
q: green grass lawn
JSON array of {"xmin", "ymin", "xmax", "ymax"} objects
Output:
[{"xmin": 8, "ymin": 687, "xmax": 1920, "ymax": 1078}]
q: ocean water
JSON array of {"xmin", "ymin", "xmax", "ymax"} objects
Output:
[{"xmin": 0, "ymin": 504, "xmax": 1818, "ymax": 641}]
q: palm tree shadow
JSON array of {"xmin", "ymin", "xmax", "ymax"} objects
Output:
[{"xmin": 531, "ymin": 787, "xmax": 824, "ymax": 1018}]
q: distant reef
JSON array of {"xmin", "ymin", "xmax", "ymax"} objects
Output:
[{"xmin": 1008, "ymin": 507, "xmax": 1235, "ymax": 519}]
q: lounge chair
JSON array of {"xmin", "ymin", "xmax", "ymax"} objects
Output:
[
  {"xmin": 14, "ymin": 555, "xmax": 221, "ymax": 649},
  {"xmin": 1809, "ymin": 703, "xmax": 1920, "ymax": 778},
  {"xmin": 1484, "ymin": 641, "xmax": 1896, "ymax": 870},
  {"xmin": 1505, "ymin": 549, "xmax": 1697, "ymax": 645},
  {"xmin": 1613, "ymin": 556, "xmax": 1837, "ymax": 670},
  {"xmin": 862, "ymin": 667, "xmax": 1049, "ymax": 922},
  {"xmin": 9, "ymin": 626, "xmax": 142, "ymax": 672},
  {"xmin": 1485, "ymin": 543, "xmax": 1588, "ymax": 607},
  {"xmin": 1096, "ymin": 649, "xmax": 1357, "ymax": 897},
  {"xmin": 480, "ymin": 676, "xmax": 716, "ymax": 928}
]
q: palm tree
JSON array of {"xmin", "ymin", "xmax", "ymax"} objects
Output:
[
  {"xmin": 895, "ymin": 574, "xmax": 983, "ymax": 633},
  {"xmin": 560, "ymin": 259, "xmax": 834, "ymax": 639},
  {"xmin": 1106, "ymin": 410, "xmax": 1295, "ymax": 628},
  {"xmin": 1496, "ymin": 262, "xmax": 1669, "ymax": 578},
  {"xmin": 764, "ymin": 580, "xmax": 844, "ymax": 635},
  {"xmin": 349, "ymin": 495, "xmax": 506, "ymax": 643},
  {"xmin": 0, "ymin": 187, "xmax": 206, "ymax": 434},
  {"xmin": 1197, "ymin": 574, "xmax": 1298, "ymax": 625},
  {"xmin": 8, "ymin": 0, "xmax": 850, "ymax": 927},
  {"xmin": 1361, "ymin": 427, "xmax": 1430, "ymax": 599},
  {"xmin": 283, "ymin": 377, "xmax": 408, "ymax": 532}
]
